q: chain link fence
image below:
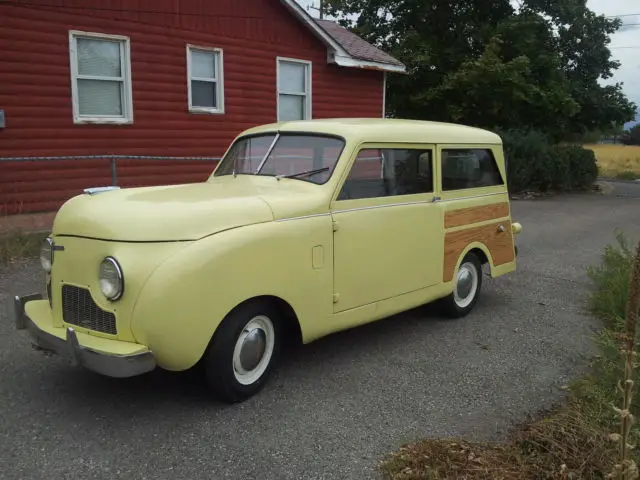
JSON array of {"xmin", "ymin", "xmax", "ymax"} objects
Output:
[{"xmin": 0, "ymin": 154, "xmax": 221, "ymax": 186}]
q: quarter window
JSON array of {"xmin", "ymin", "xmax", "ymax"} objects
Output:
[
  {"xmin": 441, "ymin": 148, "xmax": 504, "ymax": 191},
  {"xmin": 338, "ymin": 148, "xmax": 434, "ymax": 200},
  {"xmin": 69, "ymin": 31, "xmax": 133, "ymax": 124},
  {"xmin": 187, "ymin": 46, "xmax": 224, "ymax": 113}
]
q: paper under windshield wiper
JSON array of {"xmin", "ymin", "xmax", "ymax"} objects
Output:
[{"xmin": 277, "ymin": 167, "xmax": 330, "ymax": 180}]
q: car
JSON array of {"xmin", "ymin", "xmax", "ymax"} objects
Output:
[{"xmin": 15, "ymin": 118, "xmax": 522, "ymax": 403}]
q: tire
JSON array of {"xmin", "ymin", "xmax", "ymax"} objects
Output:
[
  {"xmin": 203, "ymin": 300, "xmax": 281, "ymax": 403},
  {"xmin": 438, "ymin": 252, "xmax": 483, "ymax": 319}
]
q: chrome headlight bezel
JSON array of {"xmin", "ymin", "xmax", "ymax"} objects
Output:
[
  {"xmin": 39, "ymin": 237, "xmax": 53, "ymax": 273},
  {"xmin": 99, "ymin": 256, "xmax": 124, "ymax": 301}
]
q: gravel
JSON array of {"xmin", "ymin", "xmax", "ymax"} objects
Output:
[{"xmin": 1, "ymin": 188, "xmax": 640, "ymax": 480}]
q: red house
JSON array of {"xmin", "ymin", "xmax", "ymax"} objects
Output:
[{"xmin": 0, "ymin": 0, "xmax": 405, "ymax": 215}]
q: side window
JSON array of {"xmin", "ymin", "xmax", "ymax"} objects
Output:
[
  {"xmin": 338, "ymin": 148, "xmax": 433, "ymax": 200},
  {"xmin": 441, "ymin": 148, "xmax": 503, "ymax": 191}
]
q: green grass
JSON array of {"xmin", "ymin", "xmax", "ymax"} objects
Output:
[
  {"xmin": 616, "ymin": 171, "xmax": 640, "ymax": 181},
  {"xmin": 0, "ymin": 230, "xmax": 49, "ymax": 265},
  {"xmin": 381, "ymin": 232, "xmax": 640, "ymax": 479}
]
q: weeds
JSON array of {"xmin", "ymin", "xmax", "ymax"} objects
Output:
[
  {"xmin": 0, "ymin": 230, "xmax": 48, "ymax": 265},
  {"xmin": 608, "ymin": 237, "xmax": 640, "ymax": 479},
  {"xmin": 382, "ymin": 232, "xmax": 640, "ymax": 479}
]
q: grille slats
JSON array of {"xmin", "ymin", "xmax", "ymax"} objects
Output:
[{"xmin": 61, "ymin": 285, "xmax": 117, "ymax": 335}]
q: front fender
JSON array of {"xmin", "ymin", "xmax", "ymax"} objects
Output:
[{"xmin": 131, "ymin": 216, "xmax": 334, "ymax": 371}]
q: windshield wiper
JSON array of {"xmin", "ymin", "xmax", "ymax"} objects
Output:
[{"xmin": 276, "ymin": 167, "xmax": 330, "ymax": 181}]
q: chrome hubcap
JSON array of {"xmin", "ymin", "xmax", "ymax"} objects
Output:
[
  {"xmin": 232, "ymin": 315, "xmax": 275, "ymax": 385},
  {"xmin": 239, "ymin": 328, "xmax": 266, "ymax": 372},
  {"xmin": 453, "ymin": 262, "xmax": 479, "ymax": 308},
  {"xmin": 457, "ymin": 269, "xmax": 473, "ymax": 299}
]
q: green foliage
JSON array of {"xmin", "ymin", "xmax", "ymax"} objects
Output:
[
  {"xmin": 325, "ymin": 0, "xmax": 638, "ymax": 140},
  {"xmin": 621, "ymin": 125, "xmax": 640, "ymax": 146},
  {"xmin": 495, "ymin": 129, "xmax": 598, "ymax": 192},
  {"xmin": 587, "ymin": 231, "xmax": 635, "ymax": 324},
  {"xmin": 617, "ymin": 171, "xmax": 640, "ymax": 181},
  {"xmin": 553, "ymin": 144, "xmax": 599, "ymax": 190}
]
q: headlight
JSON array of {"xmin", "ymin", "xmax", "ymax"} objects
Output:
[
  {"xmin": 40, "ymin": 237, "xmax": 53, "ymax": 273},
  {"xmin": 99, "ymin": 257, "xmax": 124, "ymax": 301}
]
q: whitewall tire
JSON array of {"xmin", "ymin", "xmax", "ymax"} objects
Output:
[
  {"xmin": 204, "ymin": 300, "xmax": 281, "ymax": 403},
  {"xmin": 439, "ymin": 252, "xmax": 483, "ymax": 318}
]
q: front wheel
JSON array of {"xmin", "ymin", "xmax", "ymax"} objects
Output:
[
  {"xmin": 438, "ymin": 252, "xmax": 483, "ymax": 318},
  {"xmin": 203, "ymin": 300, "xmax": 281, "ymax": 403}
]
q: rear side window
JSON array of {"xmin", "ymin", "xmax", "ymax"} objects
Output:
[
  {"xmin": 337, "ymin": 148, "xmax": 433, "ymax": 200},
  {"xmin": 441, "ymin": 148, "xmax": 503, "ymax": 191}
]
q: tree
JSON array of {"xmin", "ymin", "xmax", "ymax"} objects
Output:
[
  {"xmin": 621, "ymin": 125, "xmax": 640, "ymax": 146},
  {"xmin": 521, "ymin": 0, "xmax": 637, "ymax": 137},
  {"xmin": 324, "ymin": 0, "xmax": 515, "ymax": 120},
  {"xmin": 324, "ymin": 0, "xmax": 637, "ymax": 139}
]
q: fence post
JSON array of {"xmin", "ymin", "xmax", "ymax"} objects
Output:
[{"xmin": 110, "ymin": 158, "xmax": 118, "ymax": 185}]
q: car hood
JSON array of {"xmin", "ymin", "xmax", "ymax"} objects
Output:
[{"xmin": 52, "ymin": 181, "xmax": 277, "ymax": 242}]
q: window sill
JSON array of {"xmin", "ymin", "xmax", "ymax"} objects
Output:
[
  {"xmin": 73, "ymin": 117, "xmax": 133, "ymax": 125},
  {"xmin": 189, "ymin": 107, "xmax": 225, "ymax": 115}
]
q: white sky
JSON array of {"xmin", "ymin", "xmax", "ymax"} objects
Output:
[{"xmin": 296, "ymin": 0, "xmax": 639, "ymax": 122}]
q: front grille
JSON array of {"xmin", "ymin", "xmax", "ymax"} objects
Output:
[{"xmin": 61, "ymin": 285, "xmax": 117, "ymax": 335}]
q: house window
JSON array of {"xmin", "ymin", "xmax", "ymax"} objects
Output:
[
  {"xmin": 187, "ymin": 45, "xmax": 224, "ymax": 114},
  {"xmin": 441, "ymin": 148, "xmax": 504, "ymax": 191},
  {"xmin": 337, "ymin": 148, "xmax": 434, "ymax": 200},
  {"xmin": 277, "ymin": 58, "xmax": 311, "ymax": 121},
  {"xmin": 69, "ymin": 31, "xmax": 133, "ymax": 124}
]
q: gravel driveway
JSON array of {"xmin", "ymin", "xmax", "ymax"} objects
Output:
[{"xmin": 1, "ymin": 187, "xmax": 640, "ymax": 480}]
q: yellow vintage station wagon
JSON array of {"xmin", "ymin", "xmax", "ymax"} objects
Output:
[{"xmin": 15, "ymin": 118, "xmax": 522, "ymax": 403}]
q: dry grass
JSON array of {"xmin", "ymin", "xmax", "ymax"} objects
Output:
[
  {"xmin": 583, "ymin": 144, "xmax": 640, "ymax": 180},
  {"xmin": 381, "ymin": 232, "xmax": 640, "ymax": 480},
  {"xmin": 381, "ymin": 403, "xmax": 618, "ymax": 479}
]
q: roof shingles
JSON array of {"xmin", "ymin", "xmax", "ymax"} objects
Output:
[{"xmin": 314, "ymin": 19, "xmax": 404, "ymax": 68}]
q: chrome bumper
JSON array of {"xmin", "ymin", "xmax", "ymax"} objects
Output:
[{"xmin": 14, "ymin": 293, "xmax": 156, "ymax": 378}]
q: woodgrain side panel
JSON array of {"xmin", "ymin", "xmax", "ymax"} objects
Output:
[
  {"xmin": 444, "ymin": 202, "xmax": 510, "ymax": 229},
  {"xmin": 443, "ymin": 220, "xmax": 515, "ymax": 282}
]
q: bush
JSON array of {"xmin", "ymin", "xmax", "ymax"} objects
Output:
[
  {"xmin": 552, "ymin": 144, "xmax": 599, "ymax": 191},
  {"xmin": 495, "ymin": 128, "xmax": 599, "ymax": 193}
]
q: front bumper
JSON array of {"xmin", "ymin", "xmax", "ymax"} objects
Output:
[{"xmin": 14, "ymin": 293, "xmax": 156, "ymax": 378}]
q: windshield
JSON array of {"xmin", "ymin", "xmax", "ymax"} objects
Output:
[{"xmin": 214, "ymin": 133, "xmax": 345, "ymax": 184}]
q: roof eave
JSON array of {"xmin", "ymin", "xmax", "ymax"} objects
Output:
[
  {"xmin": 332, "ymin": 53, "xmax": 407, "ymax": 73},
  {"xmin": 279, "ymin": 0, "xmax": 406, "ymax": 74}
]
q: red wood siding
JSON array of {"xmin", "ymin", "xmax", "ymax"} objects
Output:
[{"xmin": 0, "ymin": 0, "xmax": 384, "ymax": 214}]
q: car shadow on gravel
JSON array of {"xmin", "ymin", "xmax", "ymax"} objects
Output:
[{"xmin": 15, "ymin": 279, "xmax": 505, "ymax": 415}]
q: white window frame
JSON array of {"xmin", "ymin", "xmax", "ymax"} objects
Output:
[
  {"xmin": 276, "ymin": 57, "xmax": 312, "ymax": 121},
  {"xmin": 68, "ymin": 30, "xmax": 133, "ymax": 125},
  {"xmin": 187, "ymin": 45, "xmax": 225, "ymax": 115}
]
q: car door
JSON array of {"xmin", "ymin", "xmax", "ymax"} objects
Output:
[{"xmin": 330, "ymin": 144, "xmax": 444, "ymax": 313}]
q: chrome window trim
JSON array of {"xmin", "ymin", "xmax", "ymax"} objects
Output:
[{"xmin": 275, "ymin": 191, "xmax": 506, "ymax": 222}]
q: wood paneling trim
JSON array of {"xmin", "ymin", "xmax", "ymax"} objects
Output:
[
  {"xmin": 444, "ymin": 202, "xmax": 510, "ymax": 229},
  {"xmin": 443, "ymin": 220, "xmax": 515, "ymax": 282}
]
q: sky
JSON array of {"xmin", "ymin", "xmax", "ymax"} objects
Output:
[{"xmin": 296, "ymin": 0, "xmax": 639, "ymax": 127}]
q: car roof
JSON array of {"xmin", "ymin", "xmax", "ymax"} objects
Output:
[{"xmin": 239, "ymin": 118, "xmax": 503, "ymax": 145}]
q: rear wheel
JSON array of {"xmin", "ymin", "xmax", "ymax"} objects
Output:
[
  {"xmin": 203, "ymin": 300, "xmax": 281, "ymax": 403},
  {"xmin": 439, "ymin": 252, "xmax": 483, "ymax": 318}
]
